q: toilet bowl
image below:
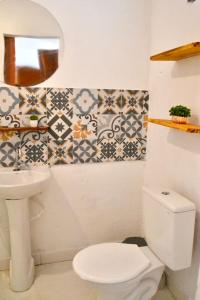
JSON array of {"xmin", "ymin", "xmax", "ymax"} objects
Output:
[
  {"xmin": 73, "ymin": 186, "xmax": 196, "ymax": 300},
  {"xmin": 73, "ymin": 243, "xmax": 164, "ymax": 300}
]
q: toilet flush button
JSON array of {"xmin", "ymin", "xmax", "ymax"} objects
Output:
[{"xmin": 161, "ymin": 191, "xmax": 170, "ymax": 196}]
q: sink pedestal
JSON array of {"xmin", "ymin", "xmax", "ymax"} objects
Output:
[
  {"xmin": 6, "ymin": 198, "xmax": 34, "ymax": 292},
  {"xmin": 0, "ymin": 169, "xmax": 50, "ymax": 291}
]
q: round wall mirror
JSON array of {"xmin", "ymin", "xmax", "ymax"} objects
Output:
[{"xmin": 0, "ymin": 0, "xmax": 64, "ymax": 87}]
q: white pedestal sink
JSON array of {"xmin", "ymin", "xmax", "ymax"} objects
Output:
[{"xmin": 0, "ymin": 169, "xmax": 50, "ymax": 292}]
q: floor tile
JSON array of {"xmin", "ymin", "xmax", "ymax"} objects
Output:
[
  {"xmin": 0, "ymin": 261, "xmax": 175, "ymax": 300},
  {"xmin": 152, "ymin": 288, "xmax": 176, "ymax": 300}
]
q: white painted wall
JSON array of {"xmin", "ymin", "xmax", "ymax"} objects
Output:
[
  {"xmin": 0, "ymin": 0, "xmax": 151, "ymax": 268},
  {"xmin": 145, "ymin": 1, "xmax": 200, "ymax": 299},
  {"xmin": 34, "ymin": 0, "xmax": 151, "ymax": 89}
]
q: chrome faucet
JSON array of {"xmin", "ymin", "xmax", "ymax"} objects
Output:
[{"xmin": 13, "ymin": 146, "xmax": 30, "ymax": 171}]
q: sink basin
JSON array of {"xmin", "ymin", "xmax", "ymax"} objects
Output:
[
  {"xmin": 0, "ymin": 169, "xmax": 50, "ymax": 199},
  {"xmin": 0, "ymin": 168, "xmax": 51, "ymax": 292}
]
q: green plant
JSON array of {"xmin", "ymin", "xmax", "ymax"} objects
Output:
[
  {"xmin": 169, "ymin": 105, "xmax": 191, "ymax": 117},
  {"xmin": 30, "ymin": 115, "xmax": 39, "ymax": 121}
]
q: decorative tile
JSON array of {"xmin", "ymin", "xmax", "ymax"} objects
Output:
[
  {"xmin": 143, "ymin": 91, "xmax": 149, "ymax": 115},
  {"xmin": 73, "ymin": 89, "xmax": 98, "ymax": 114},
  {"xmin": 0, "ymin": 131, "xmax": 16, "ymax": 142},
  {"xmin": 73, "ymin": 139, "xmax": 97, "ymax": 164},
  {"xmin": 97, "ymin": 114, "xmax": 122, "ymax": 141},
  {"xmin": 20, "ymin": 132, "xmax": 48, "ymax": 167},
  {"xmin": 98, "ymin": 89, "xmax": 122, "ymax": 114},
  {"xmin": 97, "ymin": 137, "xmax": 124, "ymax": 162},
  {"xmin": 48, "ymin": 112, "xmax": 73, "ymax": 141},
  {"xmin": 121, "ymin": 90, "xmax": 145, "ymax": 114},
  {"xmin": 0, "ymin": 84, "xmax": 149, "ymax": 168},
  {"xmin": 122, "ymin": 137, "xmax": 147, "ymax": 160},
  {"xmin": 0, "ymin": 87, "xmax": 19, "ymax": 115},
  {"xmin": 48, "ymin": 140, "xmax": 73, "ymax": 165},
  {"xmin": 73, "ymin": 114, "xmax": 97, "ymax": 140},
  {"xmin": 121, "ymin": 114, "xmax": 144, "ymax": 139},
  {"xmin": 0, "ymin": 135, "xmax": 20, "ymax": 167},
  {"xmin": 46, "ymin": 88, "xmax": 73, "ymax": 120},
  {"xmin": 97, "ymin": 136, "xmax": 146, "ymax": 162},
  {"xmin": 0, "ymin": 114, "xmax": 20, "ymax": 128},
  {"xmin": 19, "ymin": 87, "xmax": 47, "ymax": 115}
]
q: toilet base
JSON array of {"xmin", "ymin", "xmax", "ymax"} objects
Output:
[{"xmin": 95, "ymin": 277, "xmax": 159, "ymax": 300}]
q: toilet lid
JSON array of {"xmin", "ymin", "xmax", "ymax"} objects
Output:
[{"xmin": 73, "ymin": 243, "xmax": 150, "ymax": 284}]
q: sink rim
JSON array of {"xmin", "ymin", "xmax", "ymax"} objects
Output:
[{"xmin": 0, "ymin": 169, "xmax": 51, "ymax": 188}]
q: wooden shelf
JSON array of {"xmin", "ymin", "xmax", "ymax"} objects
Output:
[
  {"xmin": 150, "ymin": 42, "xmax": 200, "ymax": 61},
  {"xmin": 148, "ymin": 118, "xmax": 200, "ymax": 133},
  {"xmin": 0, "ymin": 126, "xmax": 49, "ymax": 133}
]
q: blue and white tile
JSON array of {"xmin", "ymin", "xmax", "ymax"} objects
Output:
[
  {"xmin": 73, "ymin": 139, "xmax": 97, "ymax": 164},
  {"xmin": 97, "ymin": 114, "xmax": 122, "ymax": 142},
  {"xmin": 121, "ymin": 114, "xmax": 144, "ymax": 139},
  {"xmin": 0, "ymin": 135, "xmax": 20, "ymax": 167},
  {"xmin": 0, "ymin": 87, "xmax": 19, "ymax": 115},
  {"xmin": 73, "ymin": 89, "xmax": 98, "ymax": 114}
]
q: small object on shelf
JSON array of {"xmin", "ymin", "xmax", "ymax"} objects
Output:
[
  {"xmin": 148, "ymin": 118, "xmax": 200, "ymax": 134},
  {"xmin": 171, "ymin": 116, "xmax": 188, "ymax": 124},
  {"xmin": 150, "ymin": 42, "xmax": 200, "ymax": 61},
  {"xmin": 169, "ymin": 105, "xmax": 191, "ymax": 124},
  {"xmin": 29, "ymin": 115, "xmax": 39, "ymax": 127}
]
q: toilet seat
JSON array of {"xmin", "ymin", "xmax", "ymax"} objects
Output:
[{"xmin": 73, "ymin": 243, "xmax": 151, "ymax": 284}]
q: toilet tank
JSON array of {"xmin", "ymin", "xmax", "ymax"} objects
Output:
[{"xmin": 143, "ymin": 186, "xmax": 196, "ymax": 271}]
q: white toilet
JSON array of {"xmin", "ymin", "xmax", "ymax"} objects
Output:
[{"xmin": 73, "ymin": 186, "xmax": 196, "ymax": 300}]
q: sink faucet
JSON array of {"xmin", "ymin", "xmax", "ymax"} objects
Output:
[{"xmin": 13, "ymin": 146, "xmax": 30, "ymax": 171}]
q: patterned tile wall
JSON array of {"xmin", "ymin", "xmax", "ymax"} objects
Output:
[{"xmin": 0, "ymin": 86, "xmax": 149, "ymax": 168}]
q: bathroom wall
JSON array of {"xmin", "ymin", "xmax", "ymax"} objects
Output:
[
  {"xmin": 0, "ymin": 0, "xmax": 151, "ymax": 268},
  {"xmin": 145, "ymin": 0, "xmax": 200, "ymax": 299},
  {"xmin": 34, "ymin": 0, "xmax": 151, "ymax": 90}
]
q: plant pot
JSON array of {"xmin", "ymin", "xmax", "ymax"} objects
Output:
[
  {"xmin": 171, "ymin": 116, "xmax": 188, "ymax": 124},
  {"xmin": 30, "ymin": 120, "xmax": 38, "ymax": 127}
]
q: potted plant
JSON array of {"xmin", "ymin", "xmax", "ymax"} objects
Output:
[
  {"xmin": 169, "ymin": 105, "xmax": 191, "ymax": 124},
  {"xmin": 29, "ymin": 115, "xmax": 39, "ymax": 127}
]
